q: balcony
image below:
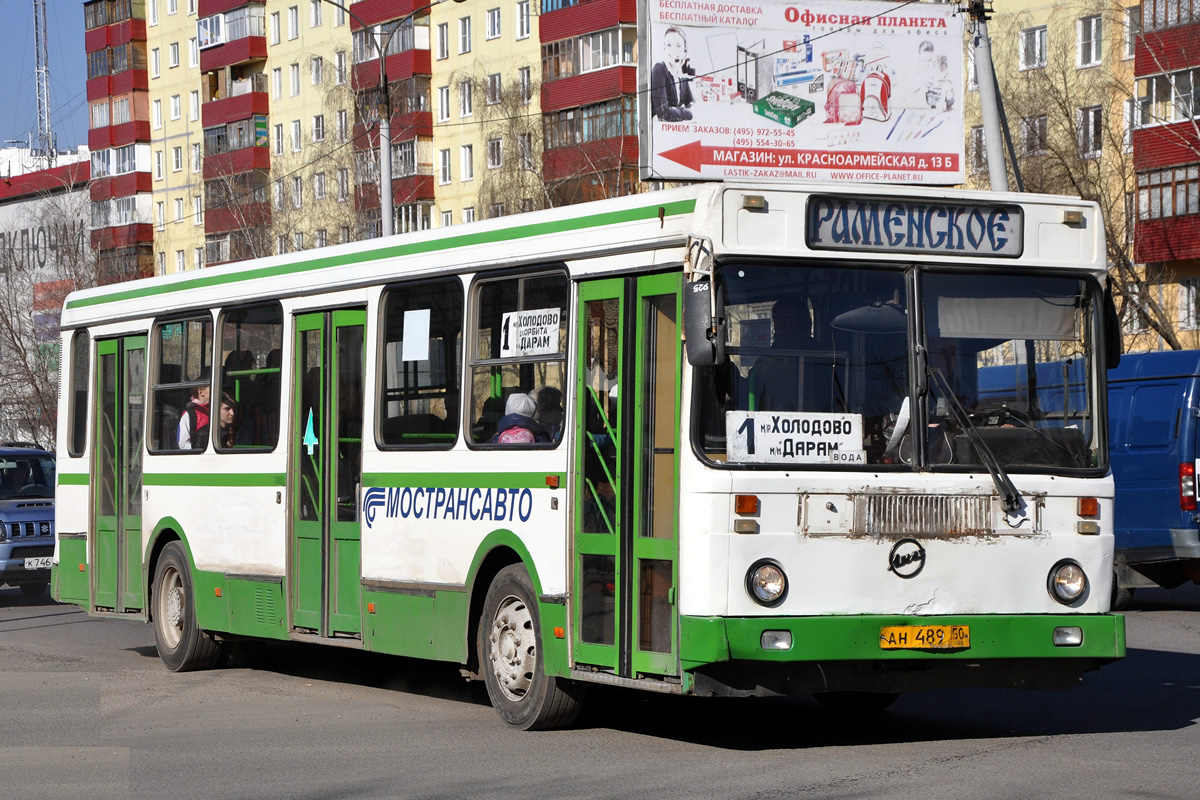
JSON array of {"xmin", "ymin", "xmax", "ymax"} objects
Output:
[
  {"xmin": 203, "ymin": 73, "xmax": 270, "ymax": 127},
  {"xmin": 541, "ymin": 66, "xmax": 634, "ymax": 113},
  {"xmin": 542, "ymin": 136, "xmax": 637, "ymax": 182},
  {"xmin": 541, "ymin": 0, "xmax": 636, "ymax": 42},
  {"xmin": 205, "ymin": 201, "xmax": 270, "ymax": 235},
  {"xmin": 203, "ymin": 147, "xmax": 271, "ymax": 180}
]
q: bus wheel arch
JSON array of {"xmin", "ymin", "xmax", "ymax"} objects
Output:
[
  {"xmin": 476, "ymin": 562, "xmax": 584, "ymax": 730},
  {"xmin": 148, "ymin": 531, "xmax": 222, "ymax": 672}
]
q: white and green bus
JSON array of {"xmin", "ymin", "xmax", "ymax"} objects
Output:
[{"xmin": 52, "ymin": 182, "xmax": 1125, "ymax": 729}]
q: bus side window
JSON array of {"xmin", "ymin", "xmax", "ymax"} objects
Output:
[
  {"xmin": 150, "ymin": 316, "xmax": 213, "ymax": 452},
  {"xmin": 217, "ymin": 302, "xmax": 283, "ymax": 451}
]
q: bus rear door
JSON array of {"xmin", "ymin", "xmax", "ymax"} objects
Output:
[{"xmin": 574, "ymin": 274, "xmax": 681, "ymax": 679}]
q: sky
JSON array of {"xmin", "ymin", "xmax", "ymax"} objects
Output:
[{"xmin": 0, "ymin": 0, "xmax": 89, "ymax": 151}]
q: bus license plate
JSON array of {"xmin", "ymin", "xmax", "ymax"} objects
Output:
[
  {"xmin": 879, "ymin": 625, "xmax": 969, "ymax": 651},
  {"xmin": 24, "ymin": 557, "xmax": 53, "ymax": 569}
]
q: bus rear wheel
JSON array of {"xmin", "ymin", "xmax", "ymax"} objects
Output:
[
  {"xmin": 152, "ymin": 541, "xmax": 222, "ymax": 672},
  {"xmin": 478, "ymin": 564, "xmax": 584, "ymax": 730}
]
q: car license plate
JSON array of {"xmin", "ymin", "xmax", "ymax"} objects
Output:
[
  {"xmin": 23, "ymin": 557, "xmax": 53, "ymax": 569},
  {"xmin": 879, "ymin": 624, "xmax": 969, "ymax": 651}
]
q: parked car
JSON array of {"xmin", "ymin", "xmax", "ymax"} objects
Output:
[
  {"xmin": 0, "ymin": 444, "xmax": 56, "ymax": 596},
  {"xmin": 1108, "ymin": 350, "xmax": 1200, "ymax": 608}
]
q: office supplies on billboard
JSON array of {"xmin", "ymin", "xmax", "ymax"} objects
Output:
[
  {"xmin": 752, "ymin": 92, "xmax": 816, "ymax": 128},
  {"xmin": 824, "ymin": 78, "xmax": 861, "ymax": 124}
]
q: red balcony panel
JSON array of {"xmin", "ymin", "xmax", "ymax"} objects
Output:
[
  {"xmin": 349, "ymin": 0, "xmax": 425, "ymax": 30},
  {"xmin": 353, "ymin": 49, "xmax": 430, "ymax": 90},
  {"xmin": 111, "ymin": 70, "xmax": 149, "ymax": 95},
  {"xmin": 541, "ymin": 67, "xmax": 635, "ymax": 112},
  {"xmin": 92, "ymin": 223, "xmax": 154, "ymax": 252},
  {"xmin": 109, "ymin": 120, "xmax": 152, "ymax": 148},
  {"xmin": 1136, "ymin": 215, "xmax": 1200, "ymax": 264},
  {"xmin": 199, "ymin": 0, "xmax": 253, "ymax": 17},
  {"xmin": 203, "ymin": 147, "xmax": 271, "ymax": 179},
  {"xmin": 1136, "ymin": 23, "xmax": 1200, "ymax": 77},
  {"xmin": 542, "ymin": 136, "xmax": 638, "ymax": 182},
  {"xmin": 90, "ymin": 172, "xmax": 153, "ymax": 201},
  {"xmin": 87, "ymin": 75, "xmax": 112, "ymax": 101},
  {"xmin": 86, "ymin": 27, "xmax": 107, "ymax": 53},
  {"xmin": 392, "ymin": 110, "xmax": 433, "ymax": 139},
  {"xmin": 202, "ymin": 92, "xmax": 271, "ymax": 127},
  {"xmin": 359, "ymin": 173, "xmax": 434, "ymax": 207},
  {"xmin": 89, "ymin": 127, "xmax": 113, "ymax": 150},
  {"xmin": 541, "ymin": 0, "xmax": 637, "ymax": 43},
  {"xmin": 205, "ymin": 202, "xmax": 271, "ymax": 234},
  {"xmin": 108, "ymin": 19, "xmax": 147, "ymax": 47},
  {"xmin": 200, "ymin": 36, "xmax": 268, "ymax": 72},
  {"xmin": 1134, "ymin": 124, "xmax": 1200, "ymax": 172}
]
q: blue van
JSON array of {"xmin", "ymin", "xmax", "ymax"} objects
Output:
[{"xmin": 1108, "ymin": 350, "xmax": 1200, "ymax": 606}]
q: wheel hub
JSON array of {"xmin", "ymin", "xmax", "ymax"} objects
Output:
[{"xmin": 489, "ymin": 595, "xmax": 534, "ymax": 701}]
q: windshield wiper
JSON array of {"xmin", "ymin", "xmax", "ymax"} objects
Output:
[{"xmin": 929, "ymin": 367, "xmax": 1022, "ymax": 515}]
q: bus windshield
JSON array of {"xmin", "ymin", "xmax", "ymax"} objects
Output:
[{"xmin": 695, "ymin": 263, "xmax": 1100, "ymax": 472}]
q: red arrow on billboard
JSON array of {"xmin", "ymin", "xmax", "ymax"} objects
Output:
[{"xmin": 659, "ymin": 141, "xmax": 798, "ymax": 172}]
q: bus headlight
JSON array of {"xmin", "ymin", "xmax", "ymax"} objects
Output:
[
  {"xmin": 1048, "ymin": 560, "xmax": 1087, "ymax": 604},
  {"xmin": 746, "ymin": 559, "xmax": 788, "ymax": 607}
]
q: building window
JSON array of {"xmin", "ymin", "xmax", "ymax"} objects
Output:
[
  {"xmin": 169, "ymin": 42, "xmax": 179, "ymax": 68},
  {"xmin": 157, "ymin": 252, "xmax": 166, "ymax": 275},
  {"xmin": 151, "ymin": 47, "xmax": 160, "ymax": 77},
  {"xmin": 516, "ymin": 1, "xmax": 530, "ymax": 40},
  {"xmin": 1077, "ymin": 16, "xmax": 1102, "ymax": 68},
  {"xmin": 190, "ymin": 91, "xmax": 199, "ymax": 120},
  {"xmin": 193, "ymin": 195, "xmax": 203, "ymax": 225},
  {"xmin": 176, "ymin": 250, "xmax": 185, "ymax": 272},
  {"xmin": 459, "ymin": 17, "xmax": 471, "ymax": 53},
  {"xmin": 292, "ymin": 119, "xmax": 302, "ymax": 151},
  {"xmin": 486, "ymin": 73, "xmax": 502, "ymax": 104},
  {"xmin": 311, "ymin": 56, "xmax": 323, "ymax": 85},
  {"xmin": 460, "ymin": 80, "xmax": 473, "ymax": 116},
  {"xmin": 487, "ymin": 137, "xmax": 502, "ymax": 168},
  {"xmin": 155, "ymin": 150, "xmax": 164, "ymax": 180},
  {"xmin": 392, "ymin": 140, "xmax": 416, "ymax": 176},
  {"xmin": 91, "ymin": 101, "xmax": 109, "ymax": 129},
  {"xmin": 194, "ymin": 247, "xmax": 204, "ymax": 269},
  {"xmin": 190, "ymin": 38, "xmax": 198, "ymax": 68},
  {"xmin": 340, "ymin": 225, "xmax": 351, "ymax": 242},
  {"xmin": 273, "ymin": 68, "xmax": 282, "ymax": 99},
  {"xmin": 463, "ymin": 207, "xmax": 475, "ymax": 224},
  {"xmin": 969, "ymin": 125, "xmax": 986, "ymax": 174},
  {"xmin": 172, "ymin": 146, "xmax": 183, "ymax": 171},
  {"xmin": 316, "ymin": 229, "xmax": 327, "ymax": 248},
  {"xmin": 277, "ymin": 235, "xmax": 288, "ymax": 255},
  {"xmin": 1124, "ymin": 98, "xmax": 1136, "ymax": 152},
  {"xmin": 336, "ymin": 51, "xmax": 347, "ymax": 84},
  {"xmin": 192, "ymin": 143, "xmax": 202, "ymax": 172},
  {"xmin": 156, "ymin": 201, "xmax": 165, "ymax": 228},
  {"xmin": 294, "ymin": 232, "xmax": 304, "ymax": 251},
  {"xmin": 1019, "ymin": 26, "xmax": 1047, "ymax": 70},
  {"xmin": 310, "ymin": 0, "xmax": 322, "ymax": 26},
  {"xmin": 291, "ymin": 63, "xmax": 300, "ymax": 96},
  {"xmin": 314, "ymin": 172, "xmax": 326, "ymax": 199},
  {"xmin": 441, "ymin": 211, "xmax": 453, "ymax": 227},
  {"xmin": 174, "ymin": 198, "xmax": 184, "ymax": 222},
  {"xmin": 337, "ymin": 109, "xmax": 348, "ymax": 142},
  {"xmin": 292, "ymin": 176, "xmax": 303, "ymax": 209},
  {"xmin": 168, "ymin": 0, "xmax": 177, "ymax": 14},
  {"xmin": 337, "ymin": 168, "xmax": 349, "ymax": 201},
  {"xmin": 1020, "ymin": 115, "xmax": 1047, "ymax": 156},
  {"xmin": 1180, "ymin": 279, "xmax": 1200, "ymax": 329},
  {"xmin": 461, "ymin": 144, "xmax": 474, "ymax": 181},
  {"xmin": 313, "ymin": 114, "xmax": 325, "ymax": 142},
  {"xmin": 1137, "ymin": 167, "xmax": 1200, "ymax": 221},
  {"xmin": 1078, "ymin": 105, "xmax": 1102, "ymax": 157},
  {"xmin": 1125, "ymin": 285, "xmax": 1148, "ymax": 334},
  {"xmin": 274, "ymin": 123, "xmax": 284, "ymax": 155},
  {"xmin": 437, "ymin": 22, "xmax": 449, "ymax": 59},
  {"xmin": 490, "ymin": 203, "xmax": 504, "ymax": 218},
  {"xmin": 1124, "ymin": 6, "xmax": 1141, "ymax": 60},
  {"xmin": 519, "ymin": 66, "xmax": 531, "ymax": 104},
  {"xmin": 170, "ymin": 94, "xmax": 181, "ymax": 120},
  {"xmin": 518, "ymin": 132, "xmax": 533, "ymax": 170},
  {"xmin": 288, "ymin": 6, "xmax": 299, "ymax": 39},
  {"xmin": 438, "ymin": 86, "xmax": 450, "ymax": 121},
  {"xmin": 487, "ymin": 8, "xmax": 501, "ymax": 39},
  {"xmin": 439, "ymin": 149, "xmax": 451, "ymax": 183},
  {"xmin": 149, "ymin": 1, "xmax": 158, "ymax": 26},
  {"xmin": 271, "ymin": 11, "xmax": 280, "ymax": 44}
]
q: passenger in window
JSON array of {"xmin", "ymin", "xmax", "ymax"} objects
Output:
[
  {"xmin": 532, "ymin": 385, "xmax": 564, "ymax": 441},
  {"xmin": 748, "ymin": 300, "xmax": 819, "ymax": 412},
  {"xmin": 178, "ymin": 385, "xmax": 211, "ymax": 450},
  {"xmin": 491, "ymin": 392, "xmax": 551, "ymax": 444},
  {"xmin": 216, "ymin": 392, "xmax": 238, "ymax": 449}
]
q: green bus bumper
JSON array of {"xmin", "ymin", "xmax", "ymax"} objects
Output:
[{"xmin": 679, "ymin": 613, "xmax": 1125, "ymax": 696}]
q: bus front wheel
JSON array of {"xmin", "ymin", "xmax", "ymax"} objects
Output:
[
  {"xmin": 152, "ymin": 541, "xmax": 222, "ymax": 672},
  {"xmin": 478, "ymin": 564, "xmax": 584, "ymax": 730}
]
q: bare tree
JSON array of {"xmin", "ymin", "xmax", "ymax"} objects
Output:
[
  {"xmin": 0, "ymin": 172, "xmax": 97, "ymax": 446},
  {"xmin": 971, "ymin": 1, "xmax": 1173, "ymax": 348}
]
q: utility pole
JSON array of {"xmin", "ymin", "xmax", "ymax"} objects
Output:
[
  {"xmin": 965, "ymin": 0, "xmax": 1008, "ymax": 191},
  {"xmin": 32, "ymin": 0, "xmax": 57, "ymax": 167}
]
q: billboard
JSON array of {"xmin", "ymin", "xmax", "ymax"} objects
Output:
[{"xmin": 639, "ymin": 0, "xmax": 965, "ymax": 185}]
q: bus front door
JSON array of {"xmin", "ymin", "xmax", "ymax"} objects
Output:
[
  {"xmin": 92, "ymin": 335, "xmax": 147, "ymax": 614},
  {"xmin": 290, "ymin": 310, "xmax": 366, "ymax": 638},
  {"xmin": 574, "ymin": 274, "xmax": 681, "ymax": 680}
]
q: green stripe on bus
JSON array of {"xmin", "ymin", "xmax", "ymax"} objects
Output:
[
  {"xmin": 143, "ymin": 473, "xmax": 286, "ymax": 487},
  {"xmin": 57, "ymin": 473, "xmax": 88, "ymax": 485},
  {"xmin": 363, "ymin": 472, "xmax": 565, "ymax": 489},
  {"xmin": 65, "ymin": 199, "xmax": 698, "ymax": 310}
]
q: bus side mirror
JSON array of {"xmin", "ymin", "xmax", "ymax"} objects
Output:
[
  {"xmin": 1105, "ymin": 278, "xmax": 1122, "ymax": 369},
  {"xmin": 684, "ymin": 279, "xmax": 725, "ymax": 366}
]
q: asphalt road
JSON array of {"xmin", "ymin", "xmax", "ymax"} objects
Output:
[{"xmin": 2, "ymin": 582, "xmax": 1198, "ymax": 800}]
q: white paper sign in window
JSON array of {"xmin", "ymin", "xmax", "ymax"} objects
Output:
[
  {"xmin": 499, "ymin": 307, "xmax": 560, "ymax": 358},
  {"xmin": 401, "ymin": 309, "xmax": 431, "ymax": 361}
]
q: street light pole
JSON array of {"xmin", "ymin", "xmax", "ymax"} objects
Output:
[{"xmin": 321, "ymin": 0, "xmax": 448, "ymax": 237}]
